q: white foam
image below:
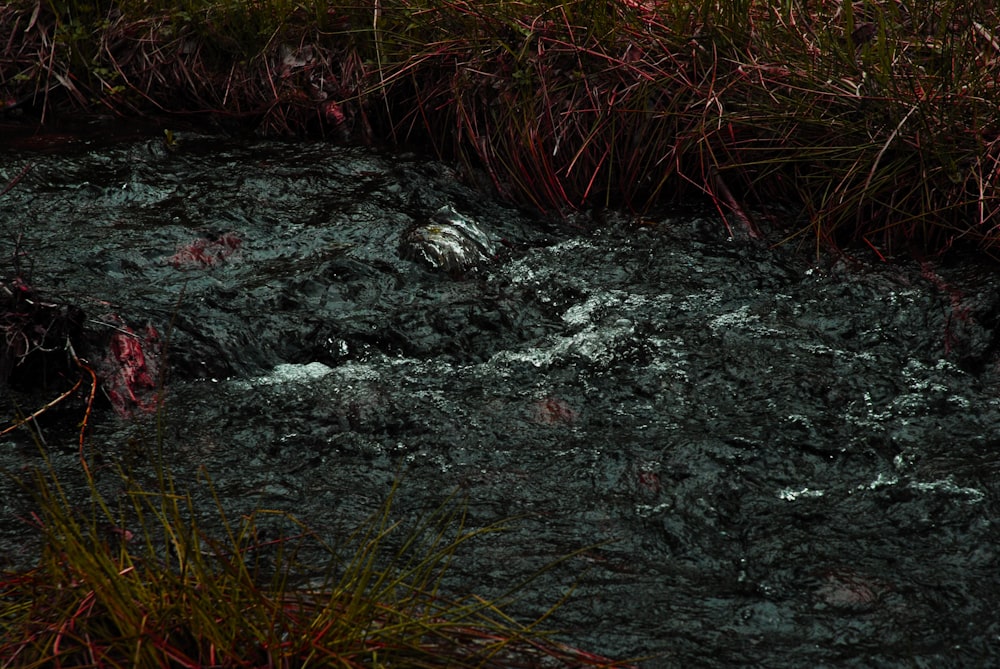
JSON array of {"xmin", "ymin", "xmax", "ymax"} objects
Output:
[{"xmin": 238, "ymin": 361, "xmax": 334, "ymax": 387}]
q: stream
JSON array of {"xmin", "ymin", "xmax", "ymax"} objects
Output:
[{"xmin": 2, "ymin": 126, "xmax": 1000, "ymax": 666}]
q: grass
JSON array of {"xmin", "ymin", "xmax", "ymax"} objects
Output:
[
  {"xmin": 377, "ymin": 0, "xmax": 999, "ymax": 253},
  {"xmin": 0, "ymin": 451, "xmax": 632, "ymax": 667},
  {"xmin": 2, "ymin": 0, "xmax": 998, "ymax": 255}
]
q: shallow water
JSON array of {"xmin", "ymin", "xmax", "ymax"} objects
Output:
[{"xmin": 2, "ymin": 131, "xmax": 1000, "ymax": 666}]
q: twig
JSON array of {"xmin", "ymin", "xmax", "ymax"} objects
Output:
[
  {"xmin": 0, "ymin": 372, "xmax": 82, "ymax": 438},
  {"xmin": 72, "ymin": 346, "xmax": 98, "ymax": 479}
]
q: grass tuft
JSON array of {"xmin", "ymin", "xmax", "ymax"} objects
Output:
[{"xmin": 1, "ymin": 456, "xmax": 632, "ymax": 667}]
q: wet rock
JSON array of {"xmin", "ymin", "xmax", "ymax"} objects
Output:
[{"xmin": 398, "ymin": 205, "xmax": 496, "ymax": 273}]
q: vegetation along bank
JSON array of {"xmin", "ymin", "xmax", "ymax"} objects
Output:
[{"xmin": 2, "ymin": 0, "xmax": 998, "ymax": 257}]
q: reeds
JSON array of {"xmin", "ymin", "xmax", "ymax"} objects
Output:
[
  {"xmin": 371, "ymin": 0, "xmax": 1000, "ymax": 252},
  {"xmin": 3, "ymin": 0, "xmax": 998, "ymax": 253},
  {"xmin": 1, "ymin": 457, "xmax": 631, "ymax": 667},
  {"xmin": 1, "ymin": 1, "xmax": 998, "ymax": 245}
]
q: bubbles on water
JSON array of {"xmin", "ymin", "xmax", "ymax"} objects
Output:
[
  {"xmin": 235, "ymin": 361, "xmax": 334, "ymax": 388},
  {"xmin": 777, "ymin": 487, "xmax": 825, "ymax": 501}
]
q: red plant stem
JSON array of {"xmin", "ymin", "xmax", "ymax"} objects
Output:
[
  {"xmin": 76, "ymin": 356, "xmax": 98, "ymax": 480},
  {"xmin": 0, "ymin": 375, "xmax": 83, "ymax": 438},
  {"xmin": 710, "ymin": 166, "xmax": 760, "ymax": 239}
]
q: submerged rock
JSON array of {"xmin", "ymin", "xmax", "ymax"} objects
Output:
[{"xmin": 399, "ymin": 205, "xmax": 496, "ymax": 273}]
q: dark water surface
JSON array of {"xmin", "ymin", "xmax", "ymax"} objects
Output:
[{"xmin": 3, "ymin": 132, "xmax": 1000, "ymax": 666}]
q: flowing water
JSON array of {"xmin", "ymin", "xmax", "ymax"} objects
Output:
[{"xmin": 2, "ymin": 127, "xmax": 1000, "ymax": 666}]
